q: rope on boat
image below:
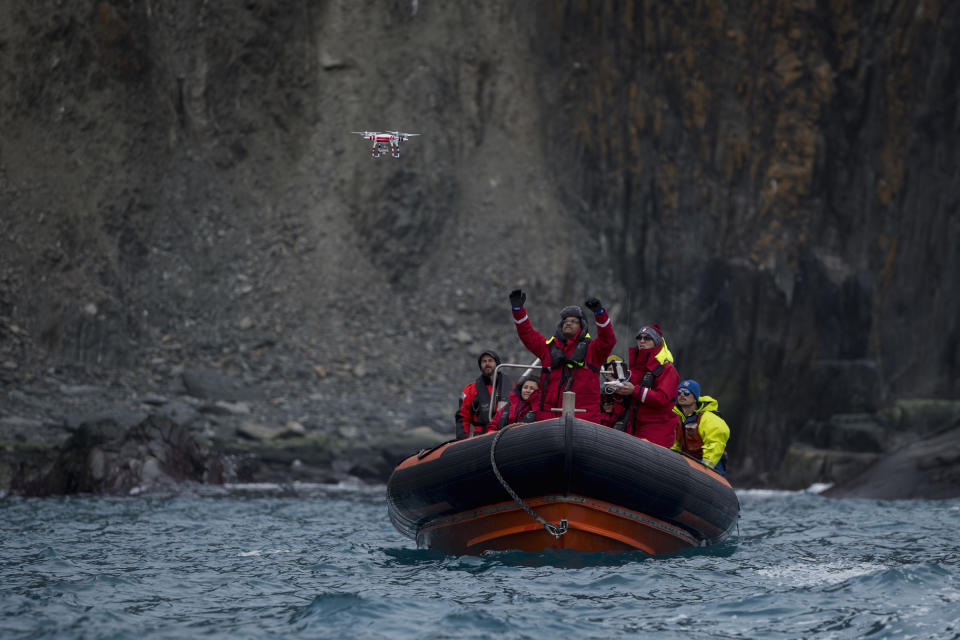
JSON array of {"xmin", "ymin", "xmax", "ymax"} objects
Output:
[{"xmin": 489, "ymin": 423, "xmax": 568, "ymax": 539}]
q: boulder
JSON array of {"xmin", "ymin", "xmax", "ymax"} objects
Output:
[
  {"xmin": 777, "ymin": 444, "xmax": 880, "ymax": 491},
  {"xmin": 152, "ymin": 399, "xmax": 200, "ymax": 426},
  {"xmin": 65, "ymin": 407, "xmax": 147, "ymax": 432},
  {"xmin": 794, "ymin": 414, "xmax": 887, "ymax": 453},
  {"xmin": 823, "ymin": 426, "xmax": 960, "ymax": 499},
  {"xmin": 781, "ymin": 399, "xmax": 960, "ymax": 497},
  {"xmin": 236, "ymin": 421, "xmax": 286, "ymax": 441},
  {"xmin": 181, "ymin": 368, "xmax": 260, "ymax": 402},
  {"xmin": 823, "ymin": 401, "xmax": 960, "ymax": 499},
  {"xmin": 25, "ymin": 414, "xmax": 229, "ymax": 495}
]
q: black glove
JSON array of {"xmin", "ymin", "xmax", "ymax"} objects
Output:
[
  {"xmin": 584, "ymin": 297, "xmax": 603, "ymax": 313},
  {"xmin": 641, "ymin": 372, "xmax": 655, "ymax": 388},
  {"xmin": 509, "ymin": 289, "xmax": 526, "ymax": 308}
]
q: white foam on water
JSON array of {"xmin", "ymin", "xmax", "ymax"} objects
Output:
[
  {"xmin": 238, "ymin": 549, "xmax": 290, "ymax": 557},
  {"xmin": 237, "ymin": 549, "xmax": 290, "ymax": 558},
  {"xmin": 223, "ymin": 482, "xmax": 287, "ymax": 492},
  {"xmin": 735, "ymin": 485, "xmax": 834, "ymax": 498},
  {"xmin": 805, "ymin": 482, "xmax": 834, "ymax": 494},
  {"xmin": 757, "ymin": 560, "xmax": 885, "ymax": 587},
  {"xmin": 222, "ymin": 480, "xmax": 381, "ymax": 493},
  {"xmin": 736, "ymin": 488, "xmax": 802, "ymax": 498}
]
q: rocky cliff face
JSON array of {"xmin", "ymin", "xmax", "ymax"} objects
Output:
[
  {"xmin": 529, "ymin": 1, "xmax": 960, "ymax": 480},
  {"xmin": 1, "ymin": 1, "xmax": 957, "ymax": 491}
]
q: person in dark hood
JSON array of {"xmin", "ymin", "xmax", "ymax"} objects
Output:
[
  {"xmin": 508, "ymin": 289, "xmax": 616, "ymax": 424},
  {"xmin": 455, "ymin": 349, "xmax": 508, "ymax": 439}
]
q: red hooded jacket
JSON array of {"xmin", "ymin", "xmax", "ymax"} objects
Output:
[
  {"xmin": 486, "ymin": 389, "xmax": 541, "ymax": 432},
  {"xmin": 512, "ymin": 307, "xmax": 615, "ymax": 424},
  {"xmin": 625, "ymin": 344, "xmax": 680, "ymax": 446}
]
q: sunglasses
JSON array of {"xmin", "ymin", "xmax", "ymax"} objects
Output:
[
  {"xmin": 678, "ymin": 389, "xmax": 692, "ymax": 396},
  {"xmin": 637, "ymin": 335, "xmax": 654, "ymax": 342}
]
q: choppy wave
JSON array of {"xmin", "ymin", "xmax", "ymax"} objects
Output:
[{"xmin": 1, "ymin": 488, "xmax": 958, "ymax": 639}]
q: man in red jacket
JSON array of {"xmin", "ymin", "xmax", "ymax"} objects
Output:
[
  {"xmin": 455, "ymin": 349, "xmax": 506, "ymax": 439},
  {"xmin": 614, "ymin": 324, "xmax": 679, "ymax": 446},
  {"xmin": 508, "ymin": 289, "xmax": 616, "ymax": 424}
]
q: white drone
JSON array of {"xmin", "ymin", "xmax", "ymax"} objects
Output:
[{"xmin": 351, "ymin": 130, "xmax": 420, "ymax": 158}]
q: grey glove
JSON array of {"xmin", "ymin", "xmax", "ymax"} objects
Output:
[{"xmin": 641, "ymin": 372, "xmax": 655, "ymax": 388}]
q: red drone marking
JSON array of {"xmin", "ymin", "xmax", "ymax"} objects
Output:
[{"xmin": 351, "ymin": 130, "xmax": 420, "ymax": 158}]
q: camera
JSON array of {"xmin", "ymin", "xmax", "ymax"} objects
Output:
[
  {"xmin": 602, "ymin": 380, "xmax": 623, "ymax": 394},
  {"xmin": 601, "ymin": 360, "xmax": 629, "ymax": 394}
]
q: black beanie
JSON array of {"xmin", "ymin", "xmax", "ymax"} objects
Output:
[{"xmin": 477, "ymin": 350, "xmax": 502, "ymax": 368}]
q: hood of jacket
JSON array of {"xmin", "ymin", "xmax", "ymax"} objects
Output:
[
  {"xmin": 675, "ymin": 394, "xmax": 719, "ymax": 417},
  {"xmin": 696, "ymin": 394, "xmax": 719, "ymax": 414},
  {"xmin": 629, "ymin": 338, "xmax": 674, "ymax": 370}
]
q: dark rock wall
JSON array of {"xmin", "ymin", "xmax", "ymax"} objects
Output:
[
  {"xmin": 531, "ymin": 0, "xmax": 960, "ymax": 479},
  {"xmin": 1, "ymin": 1, "xmax": 957, "ymax": 487}
]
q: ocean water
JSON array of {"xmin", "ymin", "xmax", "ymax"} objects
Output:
[{"xmin": 1, "ymin": 485, "xmax": 958, "ymax": 639}]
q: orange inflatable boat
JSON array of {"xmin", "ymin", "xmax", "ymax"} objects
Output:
[{"xmin": 387, "ymin": 413, "xmax": 740, "ymax": 555}]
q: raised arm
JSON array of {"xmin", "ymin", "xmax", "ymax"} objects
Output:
[
  {"xmin": 584, "ymin": 297, "xmax": 615, "ymax": 363},
  {"xmin": 510, "ymin": 289, "xmax": 550, "ymax": 363}
]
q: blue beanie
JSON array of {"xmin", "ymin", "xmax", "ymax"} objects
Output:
[{"xmin": 678, "ymin": 379, "xmax": 701, "ymax": 401}]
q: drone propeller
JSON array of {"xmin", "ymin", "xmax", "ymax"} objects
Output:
[
  {"xmin": 351, "ymin": 131, "xmax": 376, "ymax": 138},
  {"xmin": 386, "ymin": 131, "xmax": 420, "ymax": 141}
]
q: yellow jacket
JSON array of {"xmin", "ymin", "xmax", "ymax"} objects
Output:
[{"xmin": 671, "ymin": 395, "xmax": 730, "ymax": 468}]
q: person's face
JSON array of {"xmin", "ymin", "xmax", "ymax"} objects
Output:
[
  {"xmin": 601, "ymin": 396, "xmax": 614, "ymax": 413},
  {"xmin": 561, "ymin": 316, "xmax": 581, "ymax": 339},
  {"xmin": 479, "ymin": 355, "xmax": 497, "ymax": 376},
  {"xmin": 677, "ymin": 388, "xmax": 696, "ymax": 408},
  {"xmin": 520, "ymin": 380, "xmax": 538, "ymax": 400},
  {"xmin": 636, "ymin": 333, "xmax": 656, "ymax": 350}
]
